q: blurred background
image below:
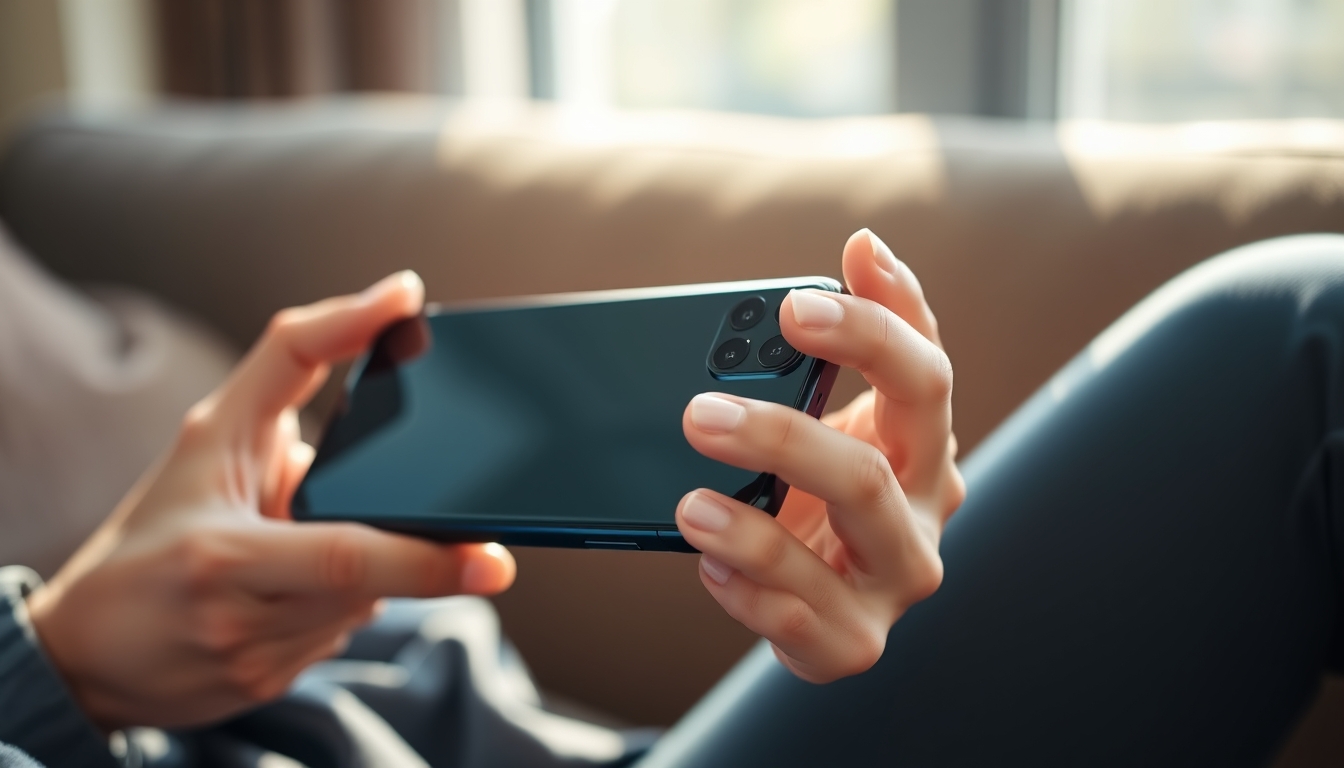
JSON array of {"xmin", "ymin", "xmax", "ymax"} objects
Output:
[
  {"xmin": 3, "ymin": 1, "xmax": 1344, "ymax": 765},
  {"xmin": 5, "ymin": 0, "xmax": 1344, "ymax": 135}
]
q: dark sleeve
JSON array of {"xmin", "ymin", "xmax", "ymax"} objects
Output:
[
  {"xmin": 0, "ymin": 567, "xmax": 118, "ymax": 768},
  {"xmin": 0, "ymin": 744, "xmax": 42, "ymax": 768},
  {"xmin": 0, "ymin": 747, "xmax": 42, "ymax": 768}
]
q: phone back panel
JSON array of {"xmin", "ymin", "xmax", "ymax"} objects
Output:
[{"xmin": 293, "ymin": 278, "xmax": 840, "ymax": 549}]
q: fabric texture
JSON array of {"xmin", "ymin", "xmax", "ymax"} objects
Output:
[
  {"xmin": 0, "ymin": 745, "xmax": 42, "ymax": 768},
  {"xmin": 133, "ymin": 599, "xmax": 653, "ymax": 768},
  {"xmin": 0, "ymin": 566, "xmax": 118, "ymax": 767},
  {"xmin": 0, "ymin": 572, "xmax": 652, "ymax": 768}
]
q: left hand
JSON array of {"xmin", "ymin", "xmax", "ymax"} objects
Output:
[
  {"xmin": 677, "ymin": 229, "xmax": 965, "ymax": 683},
  {"xmin": 26, "ymin": 272, "xmax": 517, "ymax": 731}
]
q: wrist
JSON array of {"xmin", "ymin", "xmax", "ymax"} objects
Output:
[
  {"xmin": 0, "ymin": 567, "xmax": 119, "ymax": 766},
  {"xmin": 22, "ymin": 579, "xmax": 112, "ymax": 734}
]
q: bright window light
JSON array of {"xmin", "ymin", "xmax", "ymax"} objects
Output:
[
  {"xmin": 549, "ymin": 0, "xmax": 895, "ymax": 116},
  {"xmin": 1061, "ymin": 0, "xmax": 1344, "ymax": 121}
]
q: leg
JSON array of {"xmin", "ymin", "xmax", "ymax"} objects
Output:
[{"xmin": 639, "ymin": 234, "xmax": 1344, "ymax": 767}]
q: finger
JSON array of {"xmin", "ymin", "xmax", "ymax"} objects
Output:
[
  {"xmin": 212, "ymin": 271, "xmax": 424, "ymax": 433},
  {"xmin": 683, "ymin": 394, "xmax": 938, "ymax": 595},
  {"xmin": 225, "ymin": 622, "xmax": 357, "ymax": 703},
  {"xmin": 260, "ymin": 437, "xmax": 315, "ymax": 521},
  {"xmin": 249, "ymin": 595, "xmax": 379, "ymax": 642},
  {"xmin": 780, "ymin": 288, "xmax": 953, "ymax": 498},
  {"xmin": 259, "ymin": 408, "xmax": 305, "ymax": 519},
  {"xmin": 227, "ymin": 524, "xmax": 515, "ymax": 598},
  {"xmin": 676, "ymin": 489, "xmax": 851, "ymax": 599},
  {"xmin": 842, "ymin": 228, "xmax": 941, "ymax": 346},
  {"xmin": 843, "ymin": 229, "xmax": 963, "ymax": 511},
  {"xmin": 695, "ymin": 561, "xmax": 887, "ymax": 683},
  {"xmin": 676, "ymin": 490, "xmax": 888, "ymax": 680},
  {"xmin": 193, "ymin": 593, "xmax": 375, "ymax": 652}
]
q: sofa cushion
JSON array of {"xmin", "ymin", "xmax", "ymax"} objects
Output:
[{"xmin": 0, "ymin": 222, "xmax": 233, "ymax": 576}]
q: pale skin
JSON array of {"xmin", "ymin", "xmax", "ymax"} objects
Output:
[{"xmin": 25, "ymin": 228, "xmax": 963, "ymax": 731}]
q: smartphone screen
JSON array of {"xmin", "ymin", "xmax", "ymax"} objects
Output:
[{"xmin": 293, "ymin": 278, "xmax": 839, "ymax": 550}]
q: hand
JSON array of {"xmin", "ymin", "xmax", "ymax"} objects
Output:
[
  {"xmin": 26, "ymin": 272, "xmax": 516, "ymax": 731},
  {"xmin": 678, "ymin": 229, "xmax": 964, "ymax": 683}
]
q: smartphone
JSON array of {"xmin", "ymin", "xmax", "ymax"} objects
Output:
[{"xmin": 292, "ymin": 278, "xmax": 842, "ymax": 553}]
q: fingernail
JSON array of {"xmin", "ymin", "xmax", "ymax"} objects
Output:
[
  {"xmin": 700, "ymin": 555, "xmax": 734, "ymax": 585},
  {"xmin": 361, "ymin": 270, "xmax": 424, "ymax": 305},
  {"xmin": 690, "ymin": 393, "xmax": 746, "ymax": 433},
  {"xmin": 790, "ymin": 290, "xmax": 844, "ymax": 330},
  {"xmin": 865, "ymin": 229, "xmax": 900, "ymax": 276},
  {"xmin": 682, "ymin": 492, "xmax": 732, "ymax": 532}
]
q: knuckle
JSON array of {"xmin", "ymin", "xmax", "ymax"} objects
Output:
[
  {"xmin": 265, "ymin": 308, "xmax": 304, "ymax": 341},
  {"xmin": 773, "ymin": 599, "xmax": 816, "ymax": 646},
  {"xmin": 850, "ymin": 448, "xmax": 896, "ymax": 507},
  {"xmin": 735, "ymin": 580, "xmax": 765, "ymax": 622},
  {"xmin": 759, "ymin": 404, "xmax": 799, "ymax": 454},
  {"xmin": 856, "ymin": 303, "xmax": 894, "ymax": 375},
  {"xmin": 177, "ymin": 401, "xmax": 216, "ymax": 446},
  {"xmin": 841, "ymin": 628, "xmax": 887, "ymax": 677},
  {"xmin": 321, "ymin": 529, "xmax": 369, "ymax": 591},
  {"xmin": 871, "ymin": 302, "xmax": 893, "ymax": 347},
  {"xmin": 746, "ymin": 529, "xmax": 791, "ymax": 574},
  {"xmin": 178, "ymin": 533, "xmax": 237, "ymax": 594},
  {"xmin": 196, "ymin": 607, "xmax": 248, "ymax": 655},
  {"xmin": 904, "ymin": 553, "xmax": 945, "ymax": 606},
  {"xmin": 920, "ymin": 347, "xmax": 955, "ymax": 404}
]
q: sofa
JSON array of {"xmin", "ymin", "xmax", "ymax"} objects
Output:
[{"xmin": 2, "ymin": 99, "xmax": 1343, "ymax": 764}]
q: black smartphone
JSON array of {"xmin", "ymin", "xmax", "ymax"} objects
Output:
[{"xmin": 293, "ymin": 278, "xmax": 842, "ymax": 553}]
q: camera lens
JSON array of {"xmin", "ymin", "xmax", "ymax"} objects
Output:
[
  {"xmin": 757, "ymin": 335, "xmax": 798, "ymax": 369},
  {"xmin": 713, "ymin": 338, "xmax": 750, "ymax": 369},
  {"xmin": 729, "ymin": 297, "xmax": 767, "ymax": 331}
]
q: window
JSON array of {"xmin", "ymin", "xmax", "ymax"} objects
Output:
[
  {"xmin": 29, "ymin": 0, "xmax": 1344, "ymax": 125},
  {"xmin": 542, "ymin": 0, "xmax": 895, "ymax": 116},
  {"xmin": 1060, "ymin": 0, "xmax": 1344, "ymax": 120}
]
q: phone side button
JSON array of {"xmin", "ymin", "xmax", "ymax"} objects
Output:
[
  {"xmin": 655, "ymin": 530, "xmax": 695, "ymax": 552},
  {"xmin": 583, "ymin": 540, "xmax": 640, "ymax": 550}
]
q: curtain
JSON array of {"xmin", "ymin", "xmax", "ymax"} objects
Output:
[{"xmin": 155, "ymin": 0, "xmax": 443, "ymax": 99}]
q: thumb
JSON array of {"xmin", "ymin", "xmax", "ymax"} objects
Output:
[
  {"xmin": 211, "ymin": 271, "xmax": 424, "ymax": 436},
  {"xmin": 230, "ymin": 522, "xmax": 517, "ymax": 599}
]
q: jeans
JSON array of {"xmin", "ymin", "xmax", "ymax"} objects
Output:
[{"xmin": 639, "ymin": 234, "xmax": 1344, "ymax": 767}]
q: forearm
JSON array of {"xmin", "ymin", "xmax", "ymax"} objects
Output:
[{"xmin": 0, "ymin": 567, "xmax": 116, "ymax": 768}]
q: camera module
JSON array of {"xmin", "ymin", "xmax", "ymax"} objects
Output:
[
  {"xmin": 713, "ymin": 338, "xmax": 751, "ymax": 369},
  {"xmin": 757, "ymin": 335, "xmax": 798, "ymax": 369},
  {"xmin": 729, "ymin": 297, "xmax": 767, "ymax": 331}
]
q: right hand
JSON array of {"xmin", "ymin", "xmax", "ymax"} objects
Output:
[
  {"xmin": 26, "ymin": 271, "xmax": 516, "ymax": 732},
  {"xmin": 676, "ymin": 230, "xmax": 963, "ymax": 683}
]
